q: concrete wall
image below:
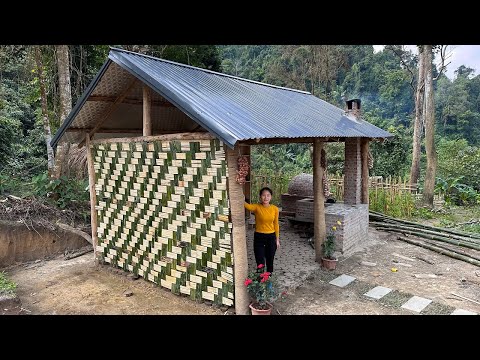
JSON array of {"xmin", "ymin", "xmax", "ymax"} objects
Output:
[{"xmin": 0, "ymin": 220, "xmax": 89, "ymax": 268}]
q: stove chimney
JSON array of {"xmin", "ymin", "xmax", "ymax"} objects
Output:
[{"xmin": 345, "ymin": 99, "xmax": 361, "ymax": 120}]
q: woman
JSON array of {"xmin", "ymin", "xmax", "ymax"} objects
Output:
[{"xmin": 244, "ymin": 187, "xmax": 280, "ymax": 273}]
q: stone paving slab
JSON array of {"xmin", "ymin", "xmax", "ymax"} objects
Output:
[
  {"xmin": 401, "ymin": 296, "xmax": 432, "ymax": 313},
  {"xmin": 364, "ymin": 286, "xmax": 392, "ymax": 300},
  {"xmin": 451, "ymin": 309, "xmax": 477, "ymax": 315},
  {"xmin": 329, "ymin": 274, "xmax": 356, "ymax": 288}
]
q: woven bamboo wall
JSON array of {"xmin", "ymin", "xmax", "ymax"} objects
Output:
[{"xmin": 92, "ymin": 138, "xmax": 234, "ymax": 306}]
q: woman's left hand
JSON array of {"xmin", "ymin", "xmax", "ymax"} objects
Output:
[{"xmin": 276, "ymin": 239, "xmax": 280, "ymax": 249}]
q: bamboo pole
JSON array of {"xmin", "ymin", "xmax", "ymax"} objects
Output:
[
  {"xmin": 375, "ymin": 226, "xmax": 480, "ymax": 251},
  {"xmin": 86, "ymin": 134, "xmax": 98, "ymax": 263},
  {"xmin": 313, "ymin": 139, "xmax": 326, "ymax": 262},
  {"xmin": 226, "ymin": 145, "xmax": 249, "ymax": 315},
  {"xmin": 397, "ymin": 236, "xmax": 480, "ymax": 267},
  {"xmin": 421, "ymin": 239, "xmax": 480, "ymax": 262},
  {"xmin": 370, "ymin": 221, "xmax": 480, "ymax": 245},
  {"xmin": 369, "ymin": 211, "xmax": 480, "ymax": 240}
]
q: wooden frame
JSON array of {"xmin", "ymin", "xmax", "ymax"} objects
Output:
[
  {"xmin": 89, "ymin": 132, "xmax": 214, "ymax": 145},
  {"xmin": 313, "ymin": 138, "xmax": 326, "ymax": 262},
  {"xmin": 78, "ymin": 78, "xmax": 138, "ymax": 148},
  {"xmin": 85, "ymin": 134, "xmax": 99, "ymax": 263}
]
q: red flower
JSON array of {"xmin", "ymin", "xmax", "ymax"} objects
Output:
[{"xmin": 245, "ymin": 266, "xmax": 279, "ymax": 310}]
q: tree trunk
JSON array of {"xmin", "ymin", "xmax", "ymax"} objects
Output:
[
  {"xmin": 34, "ymin": 46, "xmax": 55, "ymax": 175},
  {"xmin": 225, "ymin": 146, "xmax": 250, "ymax": 315},
  {"xmin": 409, "ymin": 45, "xmax": 425, "ymax": 188},
  {"xmin": 422, "ymin": 45, "xmax": 437, "ymax": 207},
  {"xmin": 313, "ymin": 139, "xmax": 326, "ymax": 262},
  {"xmin": 53, "ymin": 45, "xmax": 73, "ymax": 179}
]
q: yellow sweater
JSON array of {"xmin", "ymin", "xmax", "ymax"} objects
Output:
[{"xmin": 244, "ymin": 203, "xmax": 279, "ymax": 239}]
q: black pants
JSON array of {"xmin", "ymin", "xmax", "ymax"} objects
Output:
[{"xmin": 253, "ymin": 232, "xmax": 277, "ymax": 273}]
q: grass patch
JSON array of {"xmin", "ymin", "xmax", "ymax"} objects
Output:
[
  {"xmin": 315, "ymin": 269, "xmax": 340, "ymax": 283},
  {"xmin": 421, "ymin": 302, "xmax": 456, "ymax": 315},
  {"xmin": 0, "ymin": 272, "xmax": 17, "ymax": 296},
  {"xmin": 378, "ymin": 289, "xmax": 412, "ymax": 309},
  {"xmin": 460, "ymin": 223, "xmax": 480, "ymax": 235},
  {"xmin": 349, "ymin": 279, "xmax": 375, "ymax": 295}
]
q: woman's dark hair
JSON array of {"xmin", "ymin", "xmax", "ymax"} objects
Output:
[{"xmin": 259, "ymin": 187, "xmax": 273, "ymax": 197}]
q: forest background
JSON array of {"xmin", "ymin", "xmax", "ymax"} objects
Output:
[{"xmin": 1, "ymin": 45, "xmax": 479, "ymax": 229}]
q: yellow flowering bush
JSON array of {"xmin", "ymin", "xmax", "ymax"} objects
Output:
[{"xmin": 323, "ymin": 220, "xmax": 342, "ymax": 260}]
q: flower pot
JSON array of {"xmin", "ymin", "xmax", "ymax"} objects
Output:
[
  {"xmin": 321, "ymin": 257, "xmax": 338, "ymax": 270},
  {"xmin": 249, "ymin": 302, "xmax": 272, "ymax": 315}
]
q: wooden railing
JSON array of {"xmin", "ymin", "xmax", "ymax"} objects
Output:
[{"xmin": 251, "ymin": 173, "xmax": 443, "ymax": 206}]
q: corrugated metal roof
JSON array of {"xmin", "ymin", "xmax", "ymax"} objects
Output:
[{"xmin": 52, "ymin": 47, "xmax": 392, "ymax": 149}]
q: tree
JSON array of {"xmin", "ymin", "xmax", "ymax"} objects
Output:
[
  {"xmin": 410, "ymin": 45, "xmax": 425, "ymax": 187},
  {"xmin": 264, "ymin": 45, "xmax": 348, "ymax": 102},
  {"xmin": 33, "ymin": 46, "xmax": 55, "ymax": 175},
  {"xmin": 422, "ymin": 45, "xmax": 437, "ymax": 207},
  {"xmin": 120, "ymin": 45, "xmax": 222, "ymax": 71},
  {"xmin": 53, "ymin": 45, "xmax": 72, "ymax": 179}
]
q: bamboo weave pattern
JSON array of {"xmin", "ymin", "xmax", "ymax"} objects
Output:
[{"xmin": 92, "ymin": 139, "xmax": 234, "ymax": 306}]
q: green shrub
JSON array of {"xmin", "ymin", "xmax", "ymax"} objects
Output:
[
  {"xmin": 32, "ymin": 172, "xmax": 89, "ymax": 208},
  {"xmin": 0, "ymin": 272, "xmax": 17, "ymax": 295}
]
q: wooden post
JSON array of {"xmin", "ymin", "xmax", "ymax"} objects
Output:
[
  {"xmin": 361, "ymin": 138, "xmax": 369, "ymax": 204},
  {"xmin": 85, "ymin": 134, "xmax": 98, "ymax": 263},
  {"xmin": 313, "ymin": 139, "xmax": 326, "ymax": 263},
  {"xmin": 226, "ymin": 145, "xmax": 250, "ymax": 315},
  {"xmin": 143, "ymin": 85, "xmax": 152, "ymax": 136}
]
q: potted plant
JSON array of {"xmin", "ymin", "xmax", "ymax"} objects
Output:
[
  {"xmin": 321, "ymin": 221, "xmax": 341, "ymax": 270},
  {"xmin": 244, "ymin": 264, "xmax": 281, "ymax": 315}
]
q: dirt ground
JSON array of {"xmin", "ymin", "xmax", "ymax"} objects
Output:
[
  {"xmin": 4, "ymin": 255, "xmax": 223, "ymax": 315},
  {"xmin": 275, "ymin": 227, "xmax": 480, "ymax": 315},
  {"xmin": 3, "ymin": 226, "xmax": 480, "ymax": 315}
]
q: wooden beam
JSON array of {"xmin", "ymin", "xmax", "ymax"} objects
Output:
[
  {"xmin": 143, "ymin": 85, "xmax": 152, "ymax": 136},
  {"xmin": 67, "ymin": 128, "xmax": 195, "ymax": 135},
  {"xmin": 226, "ymin": 145, "xmax": 250, "ymax": 315},
  {"xmin": 90, "ymin": 131, "xmax": 213, "ymax": 145},
  {"xmin": 87, "ymin": 95, "xmax": 175, "ymax": 107},
  {"xmin": 361, "ymin": 138, "xmax": 369, "ymax": 204},
  {"xmin": 68, "ymin": 128, "xmax": 141, "ymax": 133},
  {"xmin": 78, "ymin": 78, "xmax": 138, "ymax": 148},
  {"xmin": 85, "ymin": 134, "xmax": 99, "ymax": 264},
  {"xmin": 313, "ymin": 138, "xmax": 326, "ymax": 262},
  {"xmin": 241, "ymin": 137, "xmax": 344, "ymax": 145}
]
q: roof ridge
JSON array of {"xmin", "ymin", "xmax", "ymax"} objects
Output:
[{"xmin": 109, "ymin": 47, "xmax": 311, "ymax": 95}]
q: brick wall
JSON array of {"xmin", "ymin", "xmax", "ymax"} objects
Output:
[
  {"xmin": 326, "ymin": 204, "xmax": 369, "ymax": 257},
  {"xmin": 282, "ymin": 194, "xmax": 312, "ymax": 213},
  {"xmin": 344, "ymin": 138, "xmax": 361, "ymax": 205},
  {"xmin": 295, "ymin": 200, "xmax": 368, "ymax": 257},
  {"xmin": 295, "ymin": 198, "xmax": 314, "ymax": 222}
]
